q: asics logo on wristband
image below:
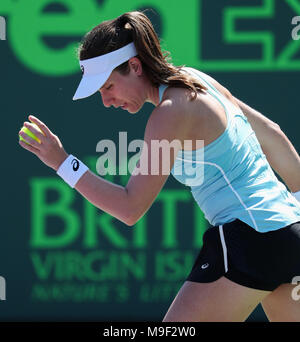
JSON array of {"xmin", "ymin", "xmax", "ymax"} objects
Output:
[
  {"xmin": 71, "ymin": 159, "xmax": 79, "ymax": 171},
  {"xmin": 57, "ymin": 155, "xmax": 89, "ymax": 188}
]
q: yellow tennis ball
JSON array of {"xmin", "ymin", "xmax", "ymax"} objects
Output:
[{"xmin": 19, "ymin": 123, "xmax": 42, "ymax": 144}]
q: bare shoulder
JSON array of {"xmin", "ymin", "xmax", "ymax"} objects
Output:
[
  {"xmin": 145, "ymin": 87, "xmax": 192, "ymax": 142},
  {"xmin": 158, "ymin": 86, "xmax": 193, "ymax": 116},
  {"xmin": 146, "ymin": 85, "xmax": 227, "ymax": 149}
]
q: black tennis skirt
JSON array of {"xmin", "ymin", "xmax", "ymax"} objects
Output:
[{"xmin": 187, "ymin": 219, "xmax": 300, "ymax": 291}]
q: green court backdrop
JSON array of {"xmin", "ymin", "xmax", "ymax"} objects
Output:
[{"xmin": 0, "ymin": 0, "xmax": 300, "ymax": 321}]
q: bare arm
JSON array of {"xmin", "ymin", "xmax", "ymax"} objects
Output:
[
  {"xmin": 20, "ymin": 103, "xmax": 184, "ymax": 226},
  {"xmin": 200, "ymin": 71, "xmax": 300, "ymax": 192},
  {"xmin": 75, "ymin": 103, "xmax": 183, "ymax": 225}
]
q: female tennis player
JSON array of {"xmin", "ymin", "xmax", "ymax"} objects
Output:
[{"xmin": 19, "ymin": 11, "xmax": 300, "ymax": 321}]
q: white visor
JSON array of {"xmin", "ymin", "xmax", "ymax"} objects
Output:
[{"xmin": 73, "ymin": 42, "xmax": 137, "ymax": 100}]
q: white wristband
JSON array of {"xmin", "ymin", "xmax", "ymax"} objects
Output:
[
  {"xmin": 57, "ymin": 154, "xmax": 89, "ymax": 188},
  {"xmin": 292, "ymin": 190, "xmax": 300, "ymax": 203}
]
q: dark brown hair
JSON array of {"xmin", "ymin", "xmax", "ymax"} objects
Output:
[{"xmin": 79, "ymin": 11, "xmax": 206, "ymax": 100}]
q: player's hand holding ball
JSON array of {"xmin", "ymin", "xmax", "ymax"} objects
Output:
[{"xmin": 19, "ymin": 115, "xmax": 68, "ymax": 171}]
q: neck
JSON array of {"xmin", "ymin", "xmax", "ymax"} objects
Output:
[{"xmin": 146, "ymin": 82, "xmax": 160, "ymax": 107}]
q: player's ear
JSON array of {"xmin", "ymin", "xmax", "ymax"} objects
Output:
[{"xmin": 128, "ymin": 57, "xmax": 143, "ymax": 76}]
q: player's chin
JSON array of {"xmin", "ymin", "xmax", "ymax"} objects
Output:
[
  {"xmin": 127, "ymin": 106, "xmax": 138, "ymax": 114},
  {"xmin": 128, "ymin": 103, "xmax": 143, "ymax": 114}
]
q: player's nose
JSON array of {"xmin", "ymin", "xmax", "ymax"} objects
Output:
[{"xmin": 99, "ymin": 91, "xmax": 114, "ymax": 108}]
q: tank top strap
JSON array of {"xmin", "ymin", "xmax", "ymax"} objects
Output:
[
  {"xmin": 158, "ymin": 84, "xmax": 168, "ymax": 103},
  {"xmin": 183, "ymin": 67, "xmax": 226, "ymax": 101}
]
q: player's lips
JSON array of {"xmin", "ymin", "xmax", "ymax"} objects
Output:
[{"xmin": 112, "ymin": 103, "xmax": 128, "ymax": 110}]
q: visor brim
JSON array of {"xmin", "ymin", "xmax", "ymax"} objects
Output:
[{"xmin": 72, "ymin": 71, "xmax": 111, "ymax": 101}]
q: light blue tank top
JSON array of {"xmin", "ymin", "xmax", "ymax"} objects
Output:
[{"xmin": 159, "ymin": 67, "xmax": 300, "ymax": 232}]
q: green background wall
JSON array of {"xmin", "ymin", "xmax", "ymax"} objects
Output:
[{"xmin": 0, "ymin": 0, "xmax": 299, "ymax": 321}]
